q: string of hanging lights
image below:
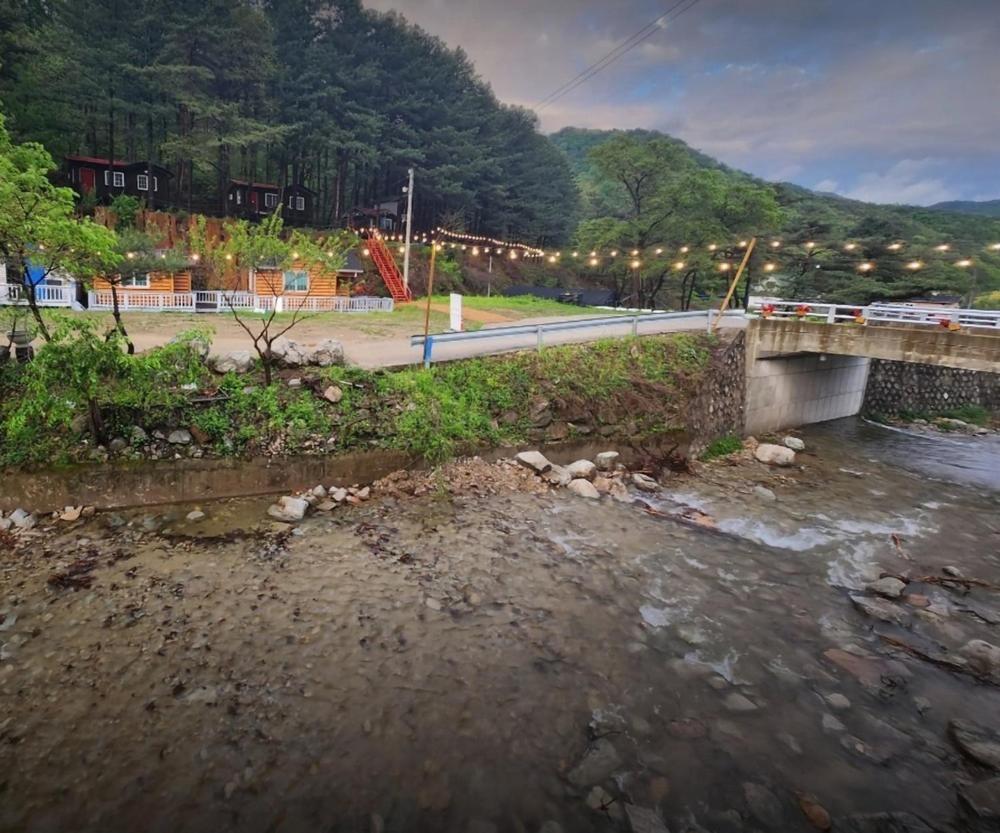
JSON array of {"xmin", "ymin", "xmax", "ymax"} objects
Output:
[{"xmin": 359, "ymin": 228, "xmax": 999, "ymax": 274}]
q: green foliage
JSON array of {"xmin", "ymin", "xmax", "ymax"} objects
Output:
[
  {"xmin": 109, "ymin": 194, "xmax": 142, "ymax": 230},
  {"xmin": 0, "ymin": 322, "xmax": 209, "ymax": 466},
  {"xmin": 0, "ymin": 112, "xmax": 119, "ymax": 300},
  {"xmin": 700, "ymin": 435, "xmax": 743, "ymax": 461},
  {"xmin": 940, "ymin": 404, "xmax": 990, "ymax": 427},
  {"xmin": 974, "ymin": 291, "xmax": 1000, "ymax": 309}
]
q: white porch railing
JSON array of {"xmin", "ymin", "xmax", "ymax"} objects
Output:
[
  {"xmin": 747, "ymin": 299, "xmax": 1000, "ymax": 330},
  {"xmin": 87, "ymin": 290, "xmax": 393, "ymax": 314},
  {"xmin": 0, "ymin": 283, "xmax": 75, "ymax": 307}
]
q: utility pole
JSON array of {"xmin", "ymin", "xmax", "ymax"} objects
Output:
[{"xmin": 402, "ymin": 167, "xmax": 415, "ymax": 293}]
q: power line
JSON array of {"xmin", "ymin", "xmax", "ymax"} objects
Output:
[{"xmin": 537, "ymin": 0, "xmax": 704, "ymax": 111}]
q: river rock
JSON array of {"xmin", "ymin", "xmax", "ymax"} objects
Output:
[
  {"xmin": 837, "ymin": 812, "xmax": 935, "ymax": 833},
  {"xmin": 108, "ymin": 436, "xmax": 127, "ymax": 453},
  {"xmin": 9, "ymin": 508, "xmax": 36, "ymax": 530},
  {"xmin": 595, "ymin": 451, "xmax": 620, "ymax": 471},
  {"xmin": 825, "ymin": 693, "xmax": 852, "ymax": 711},
  {"xmin": 822, "ymin": 648, "xmax": 911, "ymax": 697},
  {"xmin": 631, "ymin": 473, "xmax": 660, "ymax": 493},
  {"xmin": 567, "ymin": 479, "xmax": 601, "ymax": 499},
  {"xmin": 323, "ymin": 385, "xmax": 343, "ymax": 404},
  {"xmin": 309, "ymin": 339, "xmax": 345, "ymax": 367},
  {"xmin": 753, "ymin": 485, "xmax": 777, "ymax": 501},
  {"xmin": 783, "ymin": 435, "xmax": 806, "ymax": 451},
  {"xmin": 186, "ymin": 510, "xmax": 206, "ymax": 522},
  {"xmin": 129, "ymin": 425, "xmax": 148, "ymax": 444},
  {"xmin": 267, "ymin": 496, "xmax": 310, "ymax": 522},
  {"xmin": 269, "ymin": 338, "xmax": 309, "ymax": 368},
  {"xmin": 567, "ymin": 737, "xmax": 622, "ymax": 787},
  {"xmin": 0, "ymin": 516, "xmax": 11, "ymax": 531},
  {"xmin": 287, "ymin": 378, "xmax": 302, "ymax": 388},
  {"xmin": 798, "ymin": 793, "xmax": 832, "ymax": 831},
  {"xmin": 950, "ymin": 719, "xmax": 1000, "ymax": 769},
  {"xmin": 330, "ymin": 488, "xmax": 348, "ymax": 503},
  {"xmin": 723, "ymin": 692, "xmax": 759, "ymax": 713},
  {"xmin": 869, "ymin": 577, "xmax": 907, "ymax": 599},
  {"xmin": 544, "ymin": 465, "xmax": 573, "ymax": 487},
  {"xmin": 850, "ymin": 594, "xmax": 910, "ymax": 627},
  {"xmin": 743, "ymin": 782, "xmax": 784, "ymax": 828},
  {"xmin": 755, "ymin": 443, "xmax": 796, "ymax": 466},
  {"xmin": 210, "ymin": 350, "xmax": 254, "ymax": 374},
  {"xmin": 959, "ymin": 777, "xmax": 1000, "ymax": 819},
  {"xmin": 624, "ymin": 804, "xmax": 669, "ymax": 833},
  {"xmin": 515, "ymin": 450, "xmax": 552, "ymax": 474},
  {"xmin": 59, "ymin": 506, "xmax": 83, "ymax": 522},
  {"xmin": 960, "ymin": 640, "xmax": 1000, "ymax": 678},
  {"xmin": 567, "ymin": 460, "xmax": 597, "ymax": 481},
  {"xmin": 167, "ymin": 429, "xmax": 192, "ymax": 445}
]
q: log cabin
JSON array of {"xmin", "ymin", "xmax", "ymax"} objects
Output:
[{"xmin": 65, "ymin": 156, "xmax": 173, "ymax": 207}]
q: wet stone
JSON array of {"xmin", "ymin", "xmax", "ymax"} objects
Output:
[
  {"xmin": 949, "ymin": 719, "xmax": 1000, "ymax": 770},
  {"xmin": 850, "ymin": 594, "xmax": 911, "ymax": 627},
  {"xmin": 743, "ymin": 782, "xmax": 784, "ymax": 828},
  {"xmin": 826, "ymin": 693, "xmax": 852, "ymax": 711},
  {"xmin": 624, "ymin": 804, "xmax": 670, "ymax": 833},
  {"xmin": 959, "ymin": 777, "xmax": 1000, "ymax": 819},
  {"xmin": 567, "ymin": 738, "xmax": 623, "ymax": 788},
  {"xmin": 837, "ymin": 812, "xmax": 935, "ymax": 832},
  {"xmin": 869, "ymin": 577, "xmax": 907, "ymax": 599},
  {"xmin": 723, "ymin": 692, "xmax": 759, "ymax": 713}
]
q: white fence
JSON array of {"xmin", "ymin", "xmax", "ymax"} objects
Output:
[
  {"xmin": 86, "ymin": 290, "xmax": 393, "ymax": 314},
  {"xmin": 748, "ymin": 300, "xmax": 1000, "ymax": 330},
  {"xmin": 0, "ymin": 283, "xmax": 76, "ymax": 307}
]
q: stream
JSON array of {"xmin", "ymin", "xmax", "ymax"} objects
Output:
[{"xmin": 1, "ymin": 418, "xmax": 999, "ymax": 833}]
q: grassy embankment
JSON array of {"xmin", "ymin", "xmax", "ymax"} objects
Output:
[{"xmin": 0, "ymin": 320, "xmax": 715, "ymax": 469}]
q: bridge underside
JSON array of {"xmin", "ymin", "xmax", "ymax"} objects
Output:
[{"xmin": 744, "ymin": 319, "xmax": 1000, "ymax": 435}]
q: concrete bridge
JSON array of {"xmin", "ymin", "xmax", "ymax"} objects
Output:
[{"xmin": 744, "ymin": 303, "xmax": 1000, "ymax": 434}]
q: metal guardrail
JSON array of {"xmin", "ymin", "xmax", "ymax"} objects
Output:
[{"xmin": 409, "ymin": 308, "xmax": 746, "ymax": 366}]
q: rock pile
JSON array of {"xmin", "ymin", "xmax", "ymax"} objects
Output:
[
  {"xmin": 266, "ymin": 481, "xmax": 371, "ymax": 522},
  {"xmin": 514, "ymin": 449, "xmax": 656, "ymax": 501}
]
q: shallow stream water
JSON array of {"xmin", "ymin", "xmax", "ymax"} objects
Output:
[{"xmin": 1, "ymin": 418, "xmax": 999, "ymax": 833}]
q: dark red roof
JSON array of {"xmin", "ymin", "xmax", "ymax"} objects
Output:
[
  {"xmin": 229, "ymin": 179, "xmax": 280, "ymax": 190},
  {"xmin": 66, "ymin": 155, "xmax": 128, "ymax": 167}
]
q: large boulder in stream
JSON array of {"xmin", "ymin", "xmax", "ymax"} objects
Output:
[{"xmin": 754, "ymin": 443, "xmax": 796, "ymax": 466}]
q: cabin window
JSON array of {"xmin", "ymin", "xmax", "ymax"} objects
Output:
[
  {"xmin": 121, "ymin": 273, "xmax": 150, "ymax": 288},
  {"xmin": 264, "ymin": 192, "xmax": 278, "ymax": 208},
  {"xmin": 235, "ymin": 190, "xmax": 243, "ymax": 205},
  {"xmin": 103, "ymin": 170, "xmax": 125, "ymax": 187},
  {"xmin": 153, "ymin": 176, "xmax": 159, "ymax": 192},
  {"xmin": 295, "ymin": 196, "xmax": 306, "ymax": 211},
  {"xmin": 137, "ymin": 174, "xmax": 149, "ymax": 191},
  {"xmin": 283, "ymin": 270, "xmax": 309, "ymax": 292}
]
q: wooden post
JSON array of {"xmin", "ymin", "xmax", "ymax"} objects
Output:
[
  {"xmin": 423, "ymin": 241, "xmax": 437, "ymax": 341},
  {"xmin": 712, "ymin": 237, "xmax": 756, "ymax": 332}
]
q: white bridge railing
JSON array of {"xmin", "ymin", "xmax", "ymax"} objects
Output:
[
  {"xmin": 748, "ymin": 300, "xmax": 1000, "ymax": 330},
  {"xmin": 87, "ymin": 290, "xmax": 393, "ymax": 314}
]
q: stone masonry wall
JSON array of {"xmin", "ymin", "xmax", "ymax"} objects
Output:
[
  {"xmin": 862, "ymin": 359, "xmax": 1000, "ymax": 417},
  {"xmin": 687, "ymin": 331, "xmax": 746, "ymax": 453}
]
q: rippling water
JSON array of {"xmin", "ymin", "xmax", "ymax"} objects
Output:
[{"xmin": 1, "ymin": 419, "xmax": 998, "ymax": 833}]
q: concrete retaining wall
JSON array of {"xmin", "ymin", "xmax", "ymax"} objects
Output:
[
  {"xmin": 863, "ymin": 360, "xmax": 1000, "ymax": 417},
  {"xmin": 745, "ymin": 353, "xmax": 870, "ymax": 435}
]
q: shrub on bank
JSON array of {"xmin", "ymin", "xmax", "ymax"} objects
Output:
[{"xmin": 0, "ymin": 326, "xmax": 719, "ymax": 469}]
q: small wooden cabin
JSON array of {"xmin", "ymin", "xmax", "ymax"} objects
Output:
[
  {"xmin": 92, "ymin": 270, "xmax": 193, "ymax": 294},
  {"xmin": 227, "ymin": 180, "xmax": 281, "ymax": 220},
  {"xmin": 283, "ymin": 184, "xmax": 316, "ymax": 226},
  {"xmin": 250, "ymin": 251, "xmax": 364, "ymax": 298},
  {"xmin": 66, "ymin": 156, "xmax": 173, "ymax": 206}
]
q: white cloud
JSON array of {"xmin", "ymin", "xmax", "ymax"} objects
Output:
[
  {"xmin": 813, "ymin": 179, "xmax": 839, "ymax": 193},
  {"xmin": 841, "ymin": 159, "xmax": 959, "ymax": 206}
]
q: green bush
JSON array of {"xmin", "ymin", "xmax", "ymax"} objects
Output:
[
  {"xmin": 940, "ymin": 404, "xmax": 990, "ymax": 427},
  {"xmin": 700, "ymin": 435, "xmax": 743, "ymax": 461}
]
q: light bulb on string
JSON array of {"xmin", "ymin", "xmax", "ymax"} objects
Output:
[
  {"xmin": 956, "ymin": 259, "xmax": 973, "ymax": 267},
  {"xmin": 763, "ymin": 263, "xmax": 776, "ymax": 272},
  {"xmin": 857, "ymin": 262, "xmax": 874, "ymax": 272},
  {"xmin": 589, "ymin": 257, "xmax": 599, "ymax": 267},
  {"xmin": 673, "ymin": 261, "xmax": 686, "ymax": 270},
  {"xmin": 906, "ymin": 260, "xmax": 923, "ymax": 270}
]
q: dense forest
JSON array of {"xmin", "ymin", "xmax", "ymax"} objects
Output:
[
  {"xmin": 553, "ymin": 128, "xmax": 1000, "ymax": 306},
  {"xmin": 2, "ymin": 0, "xmax": 998, "ymax": 306},
  {"xmin": 0, "ymin": 0, "xmax": 578, "ymax": 243}
]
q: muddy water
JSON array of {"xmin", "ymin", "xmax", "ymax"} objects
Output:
[{"xmin": 2, "ymin": 420, "xmax": 1000, "ymax": 833}]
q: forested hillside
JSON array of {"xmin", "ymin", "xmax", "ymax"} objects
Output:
[
  {"xmin": 552, "ymin": 127, "xmax": 1000, "ymax": 306},
  {"xmin": 0, "ymin": 0, "xmax": 578, "ymax": 243},
  {"xmin": 929, "ymin": 200, "xmax": 1000, "ymax": 219}
]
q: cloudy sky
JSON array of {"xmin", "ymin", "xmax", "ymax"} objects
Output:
[{"xmin": 366, "ymin": 0, "xmax": 1000, "ymax": 206}]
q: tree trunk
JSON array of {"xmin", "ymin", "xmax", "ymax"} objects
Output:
[
  {"xmin": 20, "ymin": 258, "xmax": 52, "ymax": 342},
  {"xmin": 109, "ymin": 283, "xmax": 135, "ymax": 354}
]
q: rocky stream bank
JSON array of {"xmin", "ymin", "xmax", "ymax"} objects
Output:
[{"xmin": 2, "ymin": 424, "xmax": 1000, "ymax": 833}]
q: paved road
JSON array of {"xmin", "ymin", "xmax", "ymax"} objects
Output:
[
  {"xmin": 358, "ymin": 312, "xmax": 747, "ymax": 368},
  {"xmin": 123, "ymin": 311, "xmax": 745, "ymax": 369}
]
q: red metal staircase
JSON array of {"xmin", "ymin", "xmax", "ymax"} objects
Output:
[{"xmin": 367, "ymin": 235, "xmax": 412, "ymax": 302}]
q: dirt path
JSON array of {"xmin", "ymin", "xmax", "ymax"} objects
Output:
[{"xmin": 416, "ymin": 302, "xmax": 513, "ymax": 324}]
